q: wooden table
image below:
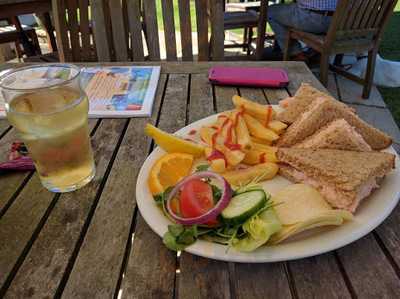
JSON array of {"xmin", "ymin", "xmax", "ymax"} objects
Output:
[
  {"xmin": 1, "ymin": 61, "xmax": 400, "ymax": 299},
  {"xmin": 0, "ymin": 0, "xmax": 56, "ymax": 53}
]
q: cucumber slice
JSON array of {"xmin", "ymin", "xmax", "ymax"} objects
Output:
[{"xmin": 221, "ymin": 190, "xmax": 267, "ymax": 225}]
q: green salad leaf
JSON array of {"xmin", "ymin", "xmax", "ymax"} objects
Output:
[
  {"xmin": 211, "ymin": 184, "xmax": 222, "ymax": 203},
  {"xmin": 196, "ymin": 164, "xmax": 210, "ymax": 172},
  {"xmin": 232, "ymin": 208, "xmax": 282, "ymax": 252},
  {"xmin": 163, "ymin": 224, "xmax": 198, "ymax": 251},
  {"xmin": 154, "ymin": 186, "xmax": 174, "ymax": 206}
]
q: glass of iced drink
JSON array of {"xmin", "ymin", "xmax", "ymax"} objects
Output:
[{"xmin": 0, "ymin": 64, "xmax": 95, "ymax": 192}]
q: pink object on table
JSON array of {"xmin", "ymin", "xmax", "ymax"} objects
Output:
[
  {"xmin": 208, "ymin": 66, "xmax": 289, "ymax": 88},
  {"xmin": 0, "ymin": 156, "xmax": 35, "ymax": 171},
  {"xmin": 0, "ymin": 141, "xmax": 35, "ymax": 172}
]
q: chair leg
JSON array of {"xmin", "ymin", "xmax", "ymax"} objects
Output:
[
  {"xmin": 362, "ymin": 48, "xmax": 378, "ymax": 99},
  {"xmin": 243, "ymin": 27, "xmax": 248, "ymax": 52},
  {"xmin": 283, "ymin": 32, "xmax": 291, "ymax": 61},
  {"xmin": 29, "ymin": 30, "xmax": 42, "ymax": 55},
  {"xmin": 209, "ymin": 34, "xmax": 213, "ymax": 60},
  {"xmin": 320, "ymin": 53, "xmax": 329, "ymax": 87},
  {"xmin": 333, "ymin": 54, "xmax": 344, "ymax": 66},
  {"xmin": 247, "ymin": 27, "xmax": 253, "ymax": 55},
  {"xmin": 14, "ymin": 40, "xmax": 23, "ymax": 60}
]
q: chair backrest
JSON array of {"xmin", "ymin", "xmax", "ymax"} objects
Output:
[
  {"xmin": 211, "ymin": 0, "xmax": 269, "ymax": 60},
  {"xmin": 326, "ymin": 0, "xmax": 398, "ymax": 45},
  {"xmin": 53, "ymin": 0, "xmax": 225, "ymax": 62},
  {"xmin": 52, "ymin": 0, "xmax": 96, "ymax": 62},
  {"xmin": 151, "ymin": 0, "xmax": 217, "ymax": 61}
]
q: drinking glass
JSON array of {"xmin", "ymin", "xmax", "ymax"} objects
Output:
[{"xmin": 0, "ymin": 64, "xmax": 95, "ymax": 192}]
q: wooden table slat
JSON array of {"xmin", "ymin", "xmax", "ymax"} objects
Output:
[
  {"xmin": 238, "ymin": 87, "xmax": 267, "ymax": 104},
  {"xmin": 337, "ymin": 234, "xmax": 400, "ymax": 297},
  {"xmin": 121, "ymin": 74, "xmax": 189, "ymax": 298},
  {"xmin": 3, "ymin": 119, "xmax": 127, "ymax": 298},
  {"xmin": 233, "ymin": 263, "xmax": 293, "ymax": 299},
  {"xmin": 120, "ymin": 215, "xmax": 177, "ymax": 299},
  {"xmin": 285, "ymin": 63, "xmax": 326, "ymax": 96},
  {"xmin": 0, "ymin": 120, "xmax": 10, "ymax": 137},
  {"xmin": 214, "ymin": 85, "xmax": 237, "ymax": 112},
  {"xmin": 61, "ymin": 75, "xmax": 167, "ymax": 298},
  {"xmin": 187, "ymin": 73, "xmax": 215, "ymax": 123},
  {"xmin": 263, "ymin": 88, "xmax": 289, "ymax": 105},
  {"xmin": 289, "ymin": 255, "xmax": 352, "ymax": 299},
  {"xmin": 0, "ymin": 174, "xmax": 57, "ymax": 292}
]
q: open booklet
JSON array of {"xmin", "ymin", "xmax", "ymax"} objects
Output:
[{"xmin": 0, "ymin": 66, "xmax": 161, "ymax": 118}]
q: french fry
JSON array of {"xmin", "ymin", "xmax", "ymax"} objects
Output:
[
  {"xmin": 231, "ymin": 110, "xmax": 252, "ymax": 150},
  {"xmin": 222, "ymin": 162, "xmax": 279, "ymax": 186},
  {"xmin": 232, "ymin": 95, "xmax": 276, "ymax": 122},
  {"xmin": 251, "ymin": 142, "xmax": 277, "ymax": 153},
  {"xmin": 216, "ymin": 112, "xmax": 231, "ymax": 128},
  {"xmin": 243, "ymin": 113, "xmax": 279, "ymax": 142},
  {"xmin": 215, "ymin": 143, "xmax": 245, "ymax": 167},
  {"xmin": 200, "ymin": 127, "xmax": 216, "ymax": 146},
  {"xmin": 243, "ymin": 149, "xmax": 278, "ymax": 165},
  {"xmin": 215, "ymin": 115, "xmax": 236, "ymax": 143},
  {"xmin": 222, "ymin": 119, "xmax": 237, "ymax": 146},
  {"xmin": 250, "ymin": 136, "xmax": 272, "ymax": 145},
  {"xmin": 205, "ymin": 147, "xmax": 226, "ymax": 173},
  {"xmin": 210, "ymin": 159, "xmax": 226, "ymax": 173},
  {"xmin": 267, "ymin": 120, "xmax": 288, "ymax": 135}
]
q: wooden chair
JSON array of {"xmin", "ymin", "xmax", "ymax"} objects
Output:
[
  {"xmin": 52, "ymin": 0, "xmax": 100, "ymax": 62},
  {"xmin": 0, "ymin": 18, "xmax": 41, "ymax": 60},
  {"xmin": 144, "ymin": 0, "xmax": 211, "ymax": 61},
  {"xmin": 53, "ymin": 0, "xmax": 223, "ymax": 62},
  {"xmin": 224, "ymin": 1, "xmax": 282, "ymax": 55},
  {"xmin": 224, "ymin": 1, "xmax": 261, "ymax": 55},
  {"xmin": 209, "ymin": 0, "xmax": 268, "ymax": 60},
  {"xmin": 283, "ymin": 0, "xmax": 398, "ymax": 98}
]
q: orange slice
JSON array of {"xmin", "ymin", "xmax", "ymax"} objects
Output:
[{"xmin": 148, "ymin": 153, "xmax": 194, "ymax": 196}]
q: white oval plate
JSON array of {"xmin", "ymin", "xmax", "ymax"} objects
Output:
[{"xmin": 136, "ymin": 113, "xmax": 400, "ymax": 263}]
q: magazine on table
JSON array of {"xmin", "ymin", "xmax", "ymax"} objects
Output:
[{"xmin": 0, "ymin": 66, "xmax": 161, "ymax": 119}]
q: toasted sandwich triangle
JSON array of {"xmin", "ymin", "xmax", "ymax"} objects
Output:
[
  {"xmin": 295, "ymin": 119, "xmax": 371, "ymax": 151},
  {"xmin": 277, "ymin": 148, "xmax": 395, "ymax": 212},
  {"xmin": 276, "ymin": 83, "xmax": 349, "ymax": 124},
  {"xmin": 277, "ymin": 97, "xmax": 392, "ymax": 150}
]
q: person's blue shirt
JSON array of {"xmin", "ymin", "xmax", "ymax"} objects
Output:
[{"xmin": 298, "ymin": 0, "xmax": 337, "ymax": 11}]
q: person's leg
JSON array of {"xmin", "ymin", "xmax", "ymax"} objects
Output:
[
  {"xmin": 268, "ymin": 3, "xmax": 302, "ymax": 55},
  {"xmin": 268, "ymin": 3, "xmax": 332, "ymax": 56}
]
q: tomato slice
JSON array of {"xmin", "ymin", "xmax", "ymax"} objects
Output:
[{"xmin": 179, "ymin": 179, "xmax": 217, "ymax": 224}]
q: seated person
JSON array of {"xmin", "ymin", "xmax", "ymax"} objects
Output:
[{"xmin": 264, "ymin": 0, "xmax": 338, "ymax": 61}]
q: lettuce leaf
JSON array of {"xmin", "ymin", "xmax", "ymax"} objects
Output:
[
  {"xmin": 163, "ymin": 224, "xmax": 198, "ymax": 251},
  {"xmin": 232, "ymin": 208, "xmax": 282, "ymax": 252}
]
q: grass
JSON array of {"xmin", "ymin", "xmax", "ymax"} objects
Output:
[{"xmin": 378, "ymin": 2, "xmax": 400, "ymax": 127}]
